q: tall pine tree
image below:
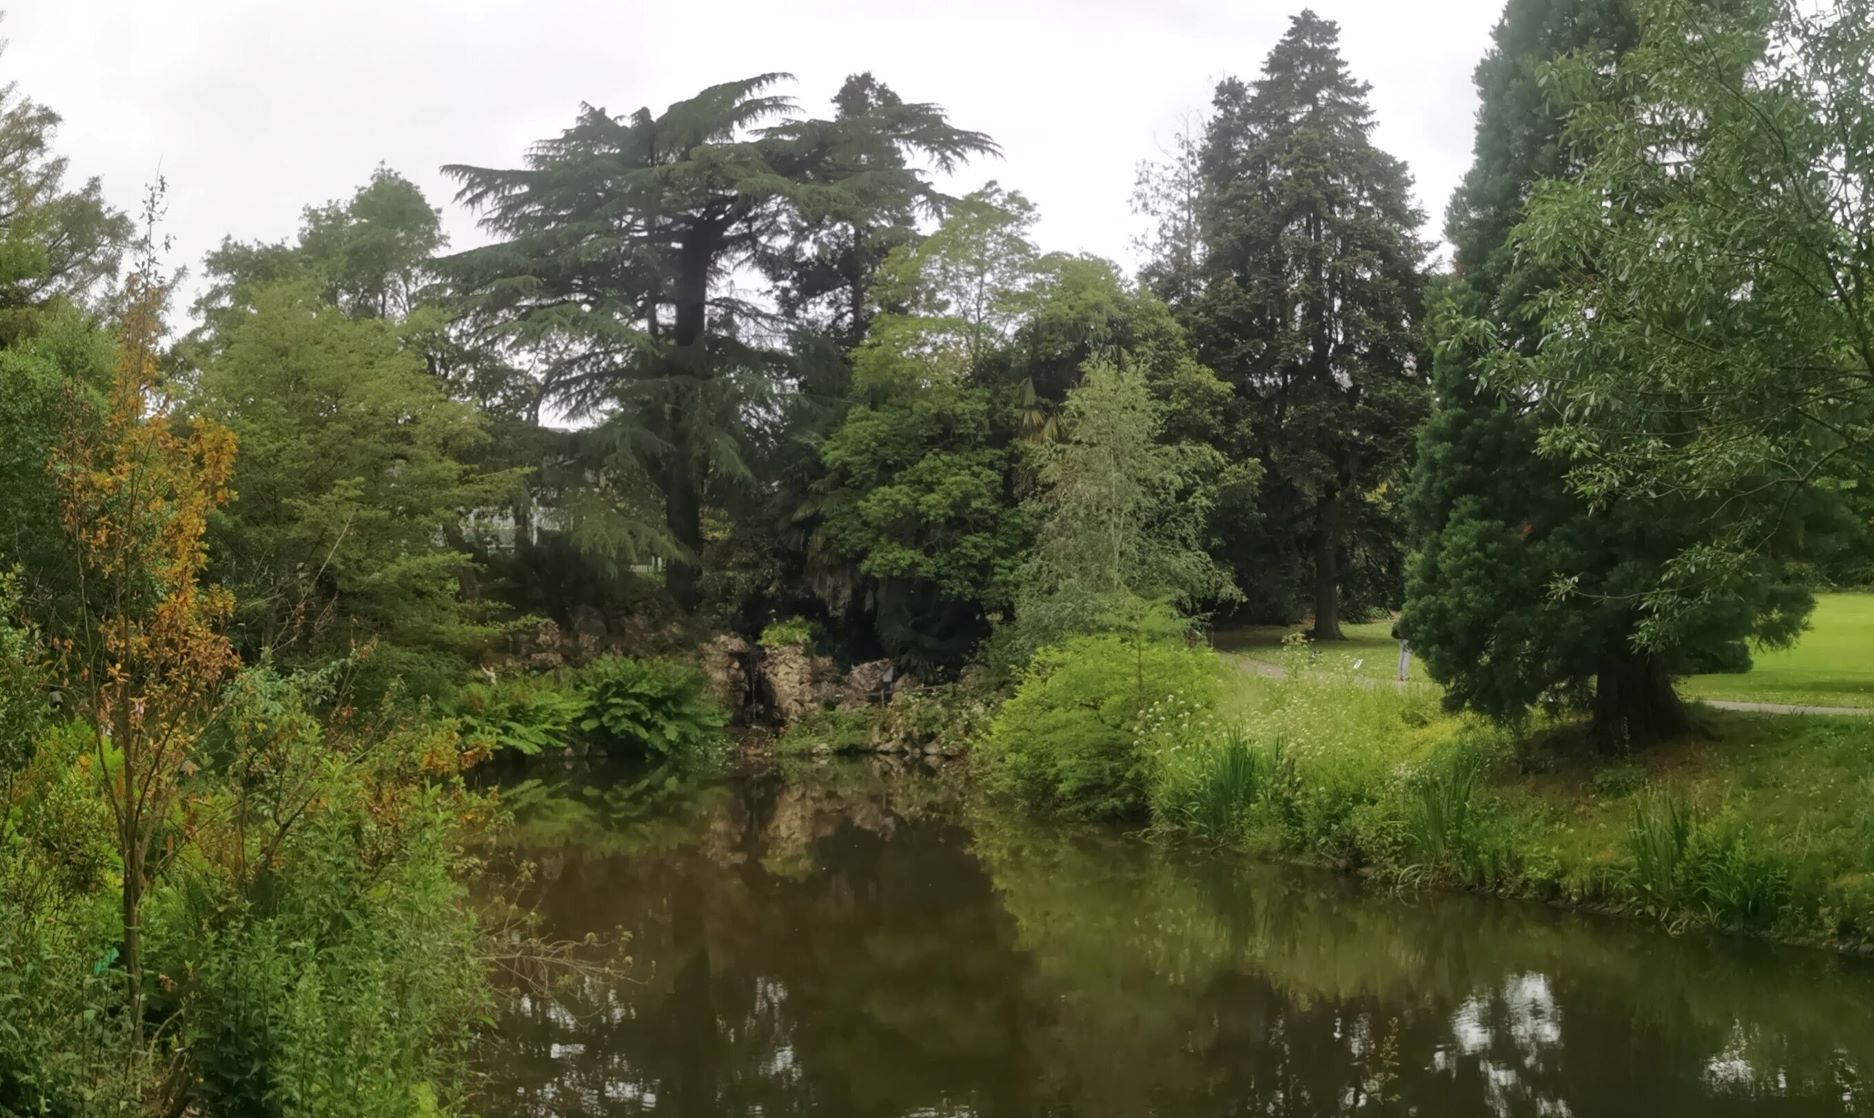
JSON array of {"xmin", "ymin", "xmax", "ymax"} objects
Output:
[{"xmin": 1188, "ymin": 11, "xmax": 1427, "ymax": 638}]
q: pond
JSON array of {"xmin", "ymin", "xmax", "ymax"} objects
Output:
[{"xmin": 481, "ymin": 757, "xmax": 1874, "ymax": 1116}]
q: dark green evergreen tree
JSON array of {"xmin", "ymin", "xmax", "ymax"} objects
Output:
[
  {"xmin": 1187, "ymin": 11, "xmax": 1428, "ymax": 638},
  {"xmin": 0, "ymin": 77, "xmax": 127, "ymax": 619},
  {"xmin": 762, "ymin": 72, "xmax": 925, "ymax": 348},
  {"xmin": 441, "ymin": 75, "xmax": 993, "ymax": 612},
  {"xmin": 1397, "ymin": 0, "xmax": 1805, "ymax": 746},
  {"xmin": 0, "ymin": 76, "xmax": 129, "ymax": 338}
]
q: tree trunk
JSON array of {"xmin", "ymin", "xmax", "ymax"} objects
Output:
[
  {"xmin": 1592, "ymin": 653, "xmax": 1688, "ymax": 751},
  {"xmin": 664, "ymin": 240, "xmax": 712, "ymax": 612},
  {"xmin": 1311, "ymin": 488, "xmax": 1344, "ymax": 640},
  {"xmin": 662, "ymin": 459, "xmax": 703, "ymax": 611},
  {"xmin": 122, "ymin": 825, "xmax": 143, "ymax": 1051},
  {"xmin": 114, "ymin": 686, "xmax": 145, "ymax": 1054}
]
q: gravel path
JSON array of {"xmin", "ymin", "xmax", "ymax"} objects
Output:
[{"xmin": 1698, "ymin": 699, "xmax": 1874, "ymax": 717}]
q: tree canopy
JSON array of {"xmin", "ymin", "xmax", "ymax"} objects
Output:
[{"xmin": 442, "ymin": 74, "xmax": 996, "ymax": 610}]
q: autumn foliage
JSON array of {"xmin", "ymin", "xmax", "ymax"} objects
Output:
[{"xmin": 51, "ymin": 250, "xmax": 239, "ymax": 1051}]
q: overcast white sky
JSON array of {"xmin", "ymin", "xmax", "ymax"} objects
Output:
[{"xmin": 10, "ymin": 0, "xmax": 1503, "ymax": 302}]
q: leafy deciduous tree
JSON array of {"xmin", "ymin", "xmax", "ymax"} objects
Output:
[
  {"xmin": 192, "ymin": 282, "xmax": 512, "ymax": 684},
  {"xmin": 1013, "ymin": 359, "xmax": 1245, "ymax": 652},
  {"xmin": 53, "ymin": 231, "xmax": 238, "ymax": 1054},
  {"xmin": 1402, "ymin": 0, "xmax": 1815, "ymax": 747},
  {"xmin": 1516, "ymin": 0, "xmax": 1870, "ymax": 647}
]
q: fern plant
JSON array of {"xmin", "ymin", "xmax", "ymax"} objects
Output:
[
  {"xmin": 577, "ymin": 656, "xmax": 727, "ymax": 760},
  {"xmin": 454, "ymin": 675, "xmax": 587, "ymax": 757}
]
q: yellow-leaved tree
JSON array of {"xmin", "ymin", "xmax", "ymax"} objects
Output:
[{"xmin": 52, "ymin": 190, "xmax": 238, "ymax": 1054}]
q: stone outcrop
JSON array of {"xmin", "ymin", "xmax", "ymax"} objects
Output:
[
  {"xmin": 761, "ymin": 644, "xmax": 839, "ymax": 724},
  {"xmin": 700, "ymin": 634, "xmax": 755, "ymax": 715}
]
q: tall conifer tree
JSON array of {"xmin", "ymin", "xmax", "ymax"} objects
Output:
[{"xmin": 1188, "ymin": 11, "xmax": 1427, "ymax": 638}]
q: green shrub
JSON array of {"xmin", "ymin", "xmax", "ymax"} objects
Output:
[
  {"xmin": 7, "ymin": 721, "xmax": 115, "ymax": 897},
  {"xmin": 578, "ymin": 656, "xmax": 727, "ymax": 761},
  {"xmin": 776, "ymin": 707, "xmax": 874, "ymax": 755},
  {"xmin": 345, "ymin": 643, "xmax": 471, "ymax": 708},
  {"xmin": 759, "ymin": 615, "xmax": 819, "ymax": 650},
  {"xmin": 981, "ymin": 634, "xmax": 1224, "ymax": 820},
  {"xmin": 1589, "ymin": 762, "xmax": 1646, "ymax": 800},
  {"xmin": 454, "ymin": 674, "xmax": 586, "ymax": 757}
]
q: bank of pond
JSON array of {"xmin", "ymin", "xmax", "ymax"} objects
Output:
[
  {"xmin": 470, "ymin": 639, "xmax": 1874, "ymax": 955},
  {"xmin": 480, "ymin": 755, "xmax": 1874, "ymax": 1116}
]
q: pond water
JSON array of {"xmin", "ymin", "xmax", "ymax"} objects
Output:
[{"xmin": 481, "ymin": 757, "xmax": 1874, "ymax": 1117}]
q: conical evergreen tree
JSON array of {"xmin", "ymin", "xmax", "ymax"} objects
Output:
[{"xmin": 1188, "ymin": 11, "xmax": 1427, "ymax": 638}]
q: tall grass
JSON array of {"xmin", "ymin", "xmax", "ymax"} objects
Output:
[
  {"xmin": 1625, "ymin": 786, "xmax": 1700, "ymax": 910},
  {"xmin": 1183, "ymin": 723, "xmax": 1263, "ymax": 838},
  {"xmin": 1129, "ymin": 670, "xmax": 1833, "ymax": 943},
  {"xmin": 1403, "ymin": 751, "xmax": 1484, "ymax": 869},
  {"xmin": 1623, "ymin": 787, "xmax": 1791, "ymax": 929},
  {"xmin": 1696, "ymin": 833, "xmax": 1790, "ymax": 929}
]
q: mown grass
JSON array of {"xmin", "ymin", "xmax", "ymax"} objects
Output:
[
  {"xmin": 1144, "ymin": 661, "xmax": 1874, "ymax": 947},
  {"xmin": 1214, "ymin": 618, "xmax": 1433, "ymax": 684},
  {"xmin": 1218, "ymin": 593, "xmax": 1874, "ymax": 709},
  {"xmin": 1683, "ymin": 592, "xmax": 1874, "ymax": 709}
]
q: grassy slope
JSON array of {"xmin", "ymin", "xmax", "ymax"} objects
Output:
[
  {"xmin": 1683, "ymin": 593, "xmax": 1874, "ymax": 709},
  {"xmin": 1189, "ymin": 667, "xmax": 1874, "ymax": 948}
]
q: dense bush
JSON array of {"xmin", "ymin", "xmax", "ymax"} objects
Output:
[
  {"xmin": 577, "ymin": 656, "xmax": 727, "ymax": 761},
  {"xmin": 169, "ymin": 673, "xmax": 491, "ymax": 1117},
  {"xmin": 0, "ymin": 659, "xmax": 496, "ymax": 1117},
  {"xmin": 775, "ymin": 684, "xmax": 992, "ymax": 757},
  {"xmin": 758, "ymin": 615, "xmax": 819, "ymax": 650},
  {"xmin": 1142, "ymin": 662, "xmax": 1522, "ymax": 878},
  {"xmin": 981, "ymin": 634, "xmax": 1224, "ymax": 820},
  {"xmin": 177, "ymin": 777, "xmax": 486, "ymax": 1117},
  {"xmin": 775, "ymin": 706, "xmax": 875, "ymax": 754},
  {"xmin": 0, "ymin": 889, "xmax": 137, "ymax": 1115}
]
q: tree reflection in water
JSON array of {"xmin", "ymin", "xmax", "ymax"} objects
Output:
[{"xmin": 482, "ymin": 758, "xmax": 1874, "ymax": 1117}]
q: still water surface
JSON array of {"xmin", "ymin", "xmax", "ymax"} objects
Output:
[{"xmin": 483, "ymin": 758, "xmax": 1874, "ymax": 1116}]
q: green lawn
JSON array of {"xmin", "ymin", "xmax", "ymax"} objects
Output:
[
  {"xmin": 1683, "ymin": 593, "xmax": 1874, "ymax": 710},
  {"xmin": 1213, "ymin": 618, "xmax": 1433, "ymax": 684},
  {"xmin": 1215, "ymin": 594, "xmax": 1873, "ymax": 708}
]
